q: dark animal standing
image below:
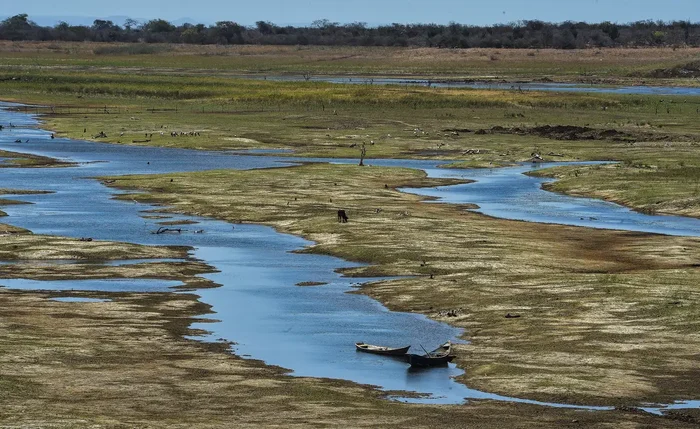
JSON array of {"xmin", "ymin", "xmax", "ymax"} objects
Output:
[{"xmin": 337, "ymin": 210, "xmax": 348, "ymax": 223}]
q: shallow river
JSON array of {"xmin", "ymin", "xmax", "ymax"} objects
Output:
[
  {"xmin": 0, "ymin": 102, "xmax": 696, "ymax": 413},
  {"xmin": 258, "ymin": 75, "xmax": 700, "ymax": 96}
]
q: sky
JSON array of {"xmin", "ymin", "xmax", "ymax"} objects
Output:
[{"xmin": 4, "ymin": 0, "xmax": 700, "ymax": 27}]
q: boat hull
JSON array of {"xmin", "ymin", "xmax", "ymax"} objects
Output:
[
  {"xmin": 355, "ymin": 343, "xmax": 411, "ymax": 356},
  {"xmin": 406, "ymin": 342, "xmax": 454, "ymax": 367},
  {"xmin": 406, "ymin": 353, "xmax": 453, "ymax": 367}
]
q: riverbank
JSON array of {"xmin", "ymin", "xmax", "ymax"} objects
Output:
[
  {"xmin": 6, "ymin": 287, "xmax": 684, "ymax": 428},
  {"xmin": 529, "ymin": 162, "xmax": 700, "ymax": 219},
  {"xmin": 2, "ymin": 42, "xmax": 700, "ymax": 84},
  {"xmin": 0, "ymin": 156, "xmax": 675, "ymax": 427},
  {"xmin": 104, "ymin": 162, "xmax": 700, "ymax": 410},
  {"xmin": 0, "ymin": 148, "xmax": 73, "ymax": 168},
  {"xmin": 0, "ymin": 163, "xmax": 697, "ymax": 427}
]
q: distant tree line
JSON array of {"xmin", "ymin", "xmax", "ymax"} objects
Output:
[{"xmin": 2, "ymin": 14, "xmax": 700, "ymax": 48}]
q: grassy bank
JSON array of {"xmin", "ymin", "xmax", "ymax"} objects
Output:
[
  {"xmin": 0, "ymin": 227, "xmax": 189, "ymax": 261},
  {"xmin": 103, "ymin": 163, "xmax": 700, "ymax": 409},
  {"xmin": 4, "ymin": 61, "xmax": 700, "ymax": 218},
  {"xmin": 531, "ymin": 162, "xmax": 700, "ymax": 218},
  {"xmin": 0, "ymin": 196, "xmax": 677, "ymax": 427},
  {"xmin": 0, "ymin": 148, "xmax": 73, "ymax": 168},
  {"xmin": 3, "ymin": 67, "xmax": 700, "ymax": 165},
  {"xmin": 6, "ymin": 287, "xmax": 681, "ymax": 428}
]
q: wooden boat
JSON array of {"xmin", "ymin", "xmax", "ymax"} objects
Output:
[
  {"xmin": 406, "ymin": 341, "xmax": 454, "ymax": 367},
  {"xmin": 355, "ymin": 342, "xmax": 411, "ymax": 356}
]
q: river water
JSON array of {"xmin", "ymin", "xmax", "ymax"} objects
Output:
[
  {"xmin": 257, "ymin": 75, "xmax": 700, "ymax": 96},
  {"xmin": 0, "ymin": 102, "xmax": 697, "ymax": 412}
]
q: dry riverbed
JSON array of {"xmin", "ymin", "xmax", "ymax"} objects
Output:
[
  {"xmin": 0, "ymin": 179, "xmax": 695, "ymax": 426},
  {"xmin": 4, "ymin": 287, "xmax": 680, "ymax": 428},
  {"xmin": 104, "ymin": 162, "xmax": 700, "ymax": 413},
  {"xmin": 0, "ymin": 232, "xmax": 670, "ymax": 427},
  {"xmin": 4, "ymin": 56, "xmax": 700, "ymax": 423}
]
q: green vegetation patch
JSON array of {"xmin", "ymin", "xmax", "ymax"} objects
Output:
[{"xmin": 531, "ymin": 161, "xmax": 700, "ymax": 218}]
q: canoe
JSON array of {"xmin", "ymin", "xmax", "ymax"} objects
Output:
[
  {"xmin": 355, "ymin": 342, "xmax": 411, "ymax": 356},
  {"xmin": 406, "ymin": 341, "xmax": 454, "ymax": 367}
]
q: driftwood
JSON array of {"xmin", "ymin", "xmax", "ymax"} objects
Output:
[
  {"xmin": 132, "ymin": 139, "xmax": 151, "ymax": 143},
  {"xmin": 462, "ymin": 149, "xmax": 486, "ymax": 155},
  {"xmin": 153, "ymin": 226, "xmax": 182, "ymax": 234}
]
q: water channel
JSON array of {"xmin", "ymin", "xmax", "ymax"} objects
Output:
[
  {"xmin": 0, "ymin": 102, "xmax": 697, "ymax": 413},
  {"xmin": 254, "ymin": 75, "xmax": 700, "ymax": 96}
]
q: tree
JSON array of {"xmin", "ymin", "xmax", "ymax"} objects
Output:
[
  {"xmin": 91, "ymin": 19, "xmax": 121, "ymax": 42},
  {"xmin": 182, "ymin": 27, "xmax": 204, "ymax": 44},
  {"xmin": 0, "ymin": 14, "xmax": 36, "ymax": 40},
  {"xmin": 124, "ymin": 18, "xmax": 139, "ymax": 31},
  {"xmin": 311, "ymin": 19, "xmax": 337, "ymax": 29},
  {"xmin": 256, "ymin": 21, "xmax": 275, "ymax": 35},
  {"xmin": 600, "ymin": 22, "xmax": 620, "ymax": 42},
  {"xmin": 213, "ymin": 21, "xmax": 244, "ymax": 44},
  {"xmin": 358, "ymin": 143, "xmax": 366, "ymax": 166},
  {"xmin": 1, "ymin": 14, "xmax": 700, "ymax": 48},
  {"xmin": 143, "ymin": 19, "xmax": 175, "ymax": 33}
]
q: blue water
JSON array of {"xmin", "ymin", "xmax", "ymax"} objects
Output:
[
  {"xmin": 642, "ymin": 400, "xmax": 700, "ymax": 416},
  {"xmin": 1, "ymin": 278, "xmax": 182, "ymax": 292},
  {"xmin": 258, "ymin": 75, "xmax": 700, "ymax": 96},
  {"xmin": 0, "ymin": 101, "xmax": 697, "ymax": 412},
  {"xmin": 401, "ymin": 161, "xmax": 700, "ymax": 237},
  {"xmin": 0, "ymin": 102, "xmax": 470, "ymax": 405},
  {"xmin": 51, "ymin": 297, "xmax": 112, "ymax": 303}
]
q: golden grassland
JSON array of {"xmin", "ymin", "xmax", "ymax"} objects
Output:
[
  {"xmin": 1, "ymin": 41, "xmax": 700, "ymax": 81},
  {"xmin": 5, "ymin": 287, "xmax": 683, "ymax": 428},
  {"xmin": 0, "ymin": 219, "xmax": 680, "ymax": 427}
]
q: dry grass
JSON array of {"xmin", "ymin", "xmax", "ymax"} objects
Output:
[
  {"xmin": 1, "ymin": 41, "xmax": 699, "ymax": 80},
  {"xmin": 104, "ymin": 163, "xmax": 700, "ymax": 407},
  {"xmin": 1, "ymin": 288, "xmax": 689, "ymax": 428},
  {"xmin": 3, "ymin": 42, "xmax": 700, "ymax": 425},
  {"xmin": 532, "ymin": 162, "xmax": 700, "ymax": 218},
  {"xmin": 0, "ymin": 233, "xmax": 189, "ymax": 261},
  {"xmin": 0, "ymin": 220, "xmax": 672, "ymax": 427}
]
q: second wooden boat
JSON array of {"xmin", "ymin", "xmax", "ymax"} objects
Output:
[{"xmin": 355, "ymin": 342, "xmax": 411, "ymax": 356}]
